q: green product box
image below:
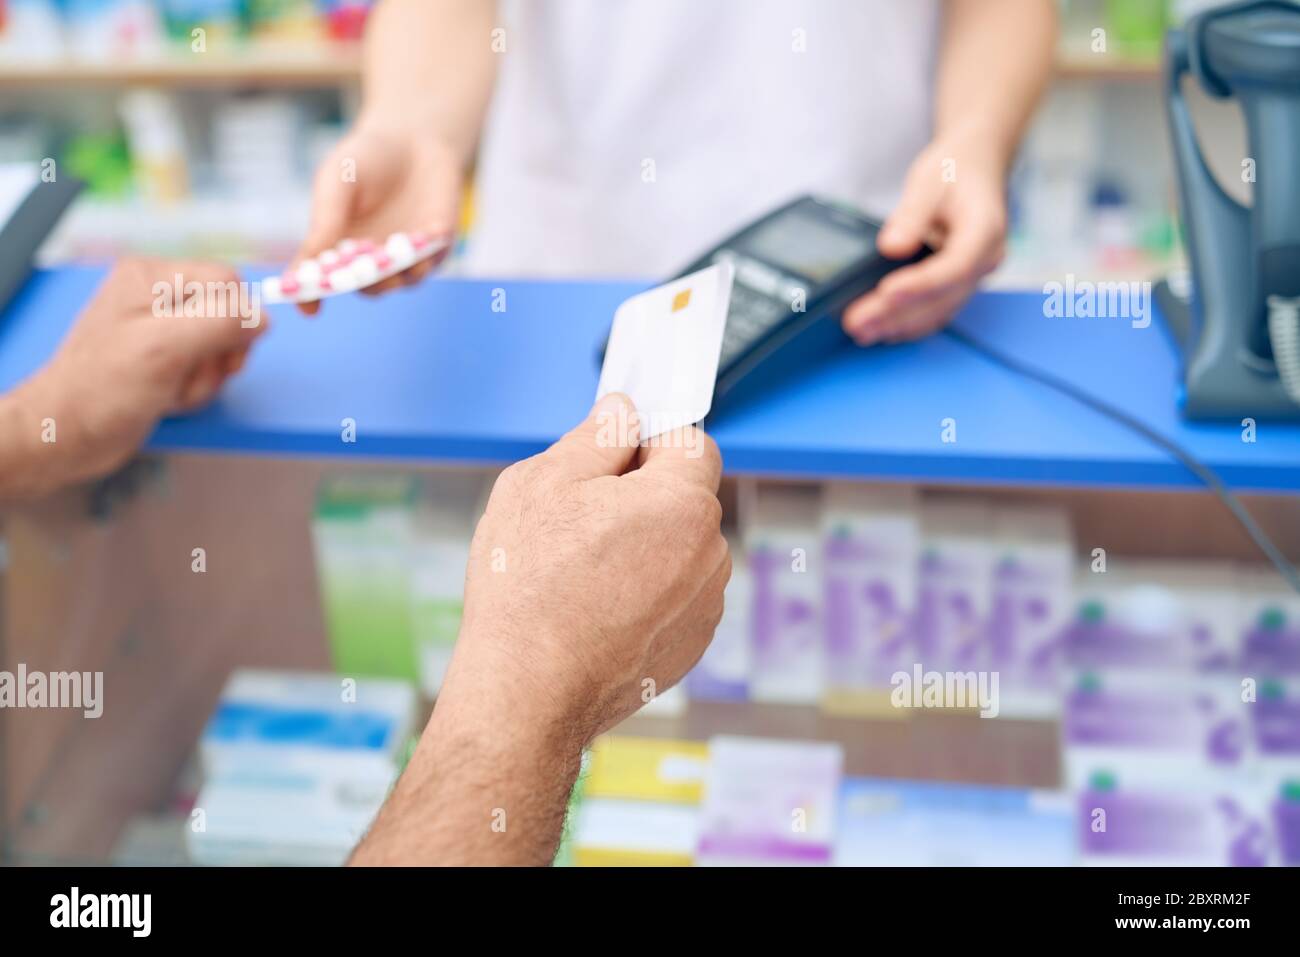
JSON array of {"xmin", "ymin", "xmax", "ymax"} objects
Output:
[
  {"xmin": 312, "ymin": 471, "xmax": 492, "ymax": 693},
  {"xmin": 312, "ymin": 474, "xmax": 422, "ymax": 683}
]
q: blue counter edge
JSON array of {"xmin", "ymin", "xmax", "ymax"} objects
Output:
[{"xmin": 147, "ymin": 429, "xmax": 1297, "ymax": 493}]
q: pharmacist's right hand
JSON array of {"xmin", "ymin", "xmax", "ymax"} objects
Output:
[
  {"xmin": 295, "ymin": 124, "xmax": 462, "ymax": 316},
  {"xmin": 440, "ymin": 393, "xmax": 731, "ymax": 745}
]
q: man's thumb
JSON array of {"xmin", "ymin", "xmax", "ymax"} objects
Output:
[{"xmin": 544, "ymin": 392, "xmax": 641, "ymax": 480}]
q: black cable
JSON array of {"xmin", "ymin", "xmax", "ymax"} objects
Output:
[{"xmin": 941, "ymin": 326, "xmax": 1300, "ymax": 595}]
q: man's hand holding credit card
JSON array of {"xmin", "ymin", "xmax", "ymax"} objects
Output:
[{"xmin": 596, "ymin": 261, "xmax": 735, "ymax": 445}]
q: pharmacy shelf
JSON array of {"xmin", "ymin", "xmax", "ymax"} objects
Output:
[
  {"xmin": 1055, "ymin": 50, "xmax": 1162, "ymax": 81},
  {"xmin": 0, "ymin": 46, "xmax": 1155, "ymax": 89},
  {"xmin": 2, "ymin": 266, "xmax": 1299, "ymax": 491},
  {"xmin": 0, "ymin": 43, "xmax": 361, "ymax": 89},
  {"xmin": 620, "ymin": 701, "xmax": 1061, "ymax": 788},
  {"xmin": 39, "ymin": 193, "xmax": 312, "ymax": 264}
]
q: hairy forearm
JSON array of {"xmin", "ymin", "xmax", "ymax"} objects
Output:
[
  {"xmin": 350, "ymin": 640, "xmax": 586, "ymax": 866},
  {"xmin": 359, "ymin": 0, "xmax": 500, "ymax": 166},
  {"xmin": 936, "ymin": 0, "xmax": 1058, "ymax": 167},
  {"xmin": 0, "ymin": 383, "xmax": 58, "ymax": 503}
]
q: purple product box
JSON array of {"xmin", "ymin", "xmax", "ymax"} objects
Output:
[
  {"xmin": 1064, "ymin": 674, "xmax": 1249, "ymax": 766},
  {"xmin": 988, "ymin": 557, "xmax": 1067, "ymax": 680},
  {"xmin": 824, "ymin": 536, "xmax": 915, "ymax": 687},
  {"xmin": 1078, "ymin": 782, "xmax": 1287, "ymax": 866},
  {"xmin": 1252, "ymin": 679, "xmax": 1300, "ymax": 760},
  {"xmin": 687, "ymin": 549, "xmax": 752, "ymax": 701},
  {"xmin": 914, "ymin": 502, "xmax": 992, "ymax": 674},
  {"xmin": 821, "ymin": 487, "xmax": 919, "ymax": 693},
  {"xmin": 750, "ymin": 545, "xmax": 822, "ymax": 702},
  {"xmin": 1238, "ymin": 569, "xmax": 1300, "ymax": 676},
  {"xmin": 1274, "ymin": 781, "xmax": 1300, "ymax": 866},
  {"xmin": 1243, "ymin": 612, "xmax": 1300, "ymax": 677},
  {"xmin": 745, "ymin": 485, "xmax": 825, "ymax": 705},
  {"xmin": 985, "ymin": 507, "xmax": 1074, "ymax": 716},
  {"xmin": 1064, "ymin": 563, "xmax": 1238, "ymax": 673}
]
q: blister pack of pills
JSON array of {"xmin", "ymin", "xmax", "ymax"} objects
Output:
[{"xmin": 262, "ymin": 232, "xmax": 449, "ymax": 305}]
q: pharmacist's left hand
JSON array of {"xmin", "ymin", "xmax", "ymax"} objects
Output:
[{"xmin": 842, "ymin": 134, "xmax": 1008, "ymax": 346}]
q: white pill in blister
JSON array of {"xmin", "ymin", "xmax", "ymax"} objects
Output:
[
  {"xmin": 351, "ymin": 255, "xmax": 381, "ymax": 286},
  {"xmin": 386, "ymin": 232, "xmax": 416, "ymax": 263},
  {"xmin": 330, "ymin": 264, "xmax": 364, "ymax": 293},
  {"xmin": 296, "ymin": 260, "xmax": 324, "ymax": 284}
]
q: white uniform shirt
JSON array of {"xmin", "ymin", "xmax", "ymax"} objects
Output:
[{"xmin": 465, "ymin": 0, "xmax": 941, "ymax": 279}]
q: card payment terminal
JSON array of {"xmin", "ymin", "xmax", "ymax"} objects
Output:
[{"xmin": 625, "ymin": 194, "xmax": 930, "ymax": 414}]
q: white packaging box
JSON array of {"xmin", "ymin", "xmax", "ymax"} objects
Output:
[
  {"xmin": 637, "ymin": 683, "xmax": 689, "ymax": 717},
  {"xmin": 571, "ymin": 800, "xmax": 700, "ymax": 867},
  {"xmin": 834, "ymin": 778, "xmax": 1075, "ymax": 867},
  {"xmin": 190, "ymin": 669, "xmax": 417, "ymax": 866},
  {"xmin": 696, "ymin": 736, "xmax": 843, "ymax": 867},
  {"xmin": 198, "ymin": 669, "xmax": 417, "ymax": 787},
  {"xmin": 187, "ymin": 769, "xmax": 392, "ymax": 867}
]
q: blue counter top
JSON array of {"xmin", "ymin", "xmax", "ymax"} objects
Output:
[{"xmin": 2, "ymin": 266, "xmax": 1297, "ymax": 490}]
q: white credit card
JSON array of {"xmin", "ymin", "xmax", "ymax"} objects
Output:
[{"xmin": 596, "ymin": 261, "xmax": 735, "ymax": 440}]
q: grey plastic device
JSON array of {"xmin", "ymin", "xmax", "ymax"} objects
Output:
[
  {"xmin": 1161, "ymin": 0, "xmax": 1300, "ymax": 420},
  {"xmin": 0, "ymin": 173, "xmax": 83, "ymax": 319}
]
